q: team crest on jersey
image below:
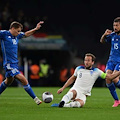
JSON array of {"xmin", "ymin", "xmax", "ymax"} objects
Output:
[
  {"xmin": 90, "ymin": 70, "xmax": 94, "ymax": 75},
  {"xmin": 12, "ymin": 39, "xmax": 17, "ymax": 45}
]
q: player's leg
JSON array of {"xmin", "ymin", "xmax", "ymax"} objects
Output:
[
  {"xmin": 63, "ymin": 92, "xmax": 86, "ymax": 108},
  {"xmin": 15, "ymin": 73, "xmax": 42, "ymax": 105},
  {"xmin": 106, "ymin": 70, "xmax": 120, "ymax": 107},
  {"xmin": 59, "ymin": 89, "xmax": 76, "ymax": 107},
  {"xmin": 114, "ymin": 64, "xmax": 120, "ymax": 89},
  {"xmin": 105, "ymin": 61, "xmax": 119, "ymax": 107},
  {"xmin": 112, "ymin": 65, "xmax": 120, "ymax": 106},
  {"xmin": 112, "ymin": 76, "xmax": 120, "ymax": 107},
  {"xmin": 64, "ymin": 99, "xmax": 84, "ymax": 108},
  {"xmin": 0, "ymin": 76, "xmax": 14, "ymax": 94},
  {"xmin": 106, "ymin": 72, "xmax": 119, "ymax": 100},
  {"xmin": 0, "ymin": 64, "xmax": 16, "ymax": 94}
]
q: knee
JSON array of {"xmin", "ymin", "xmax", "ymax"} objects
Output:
[
  {"xmin": 70, "ymin": 90, "xmax": 77, "ymax": 99},
  {"xmin": 76, "ymin": 99, "xmax": 85, "ymax": 107},
  {"xmin": 5, "ymin": 77, "xmax": 14, "ymax": 86},
  {"xmin": 21, "ymin": 80, "xmax": 28, "ymax": 86},
  {"xmin": 106, "ymin": 78, "xmax": 112, "ymax": 84},
  {"xmin": 80, "ymin": 101, "xmax": 85, "ymax": 107},
  {"xmin": 112, "ymin": 78, "xmax": 119, "ymax": 84}
]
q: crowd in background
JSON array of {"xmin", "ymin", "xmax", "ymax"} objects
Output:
[{"xmin": 0, "ymin": 2, "xmax": 39, "ymax": 31}]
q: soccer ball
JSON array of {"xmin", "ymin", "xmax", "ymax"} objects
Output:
[{"xmin": 42, "ymin": 92, "xmax": 53, "ymax": 103}]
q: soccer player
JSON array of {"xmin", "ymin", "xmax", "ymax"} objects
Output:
[
  {"xmin": 100, "ymin": 17, "xmax": 120, "ymax": 107},
  {"xmin": 0, "ymin": 21, "xmax": 44, "ymax": 105},
  {"xmin": 51, "ymin": 53, "xmax": 120, "ymax": 108}
]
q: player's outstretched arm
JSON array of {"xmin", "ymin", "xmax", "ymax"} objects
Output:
[
  {"xmin": 57, "ymin": 75, "xmax": 76, "ymax": 94},
  {"xmin": 24, "ymin": 21, "xmax": 44, "ymax": 37},
  {"xmin": 100, "ymin": 29, "xmax": 112, "ymax": 43},
  {"xmin": 106, "ymin": 71, "xmax": 120, "ymax": 80}
]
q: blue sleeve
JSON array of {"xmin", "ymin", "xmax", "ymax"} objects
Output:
[
  {"xmin": 17, "ymin": 32, "xmax": 25, "ymax": 39},
  {"xmin": 105, "ymin": 34, "xmax": 112, "ymax": 43},
  {"xmin": 74, "ymin": 66, "xmax": 84, "ymax": 76},
  {"xmin": 0, "ymin": 30, "xmax": 6, "ymax": 39}
]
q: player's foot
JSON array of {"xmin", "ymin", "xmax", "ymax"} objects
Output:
[
  {"xmin": 112, "ymin": 100, "xmax": 120, "ymax": 107},
  {"xmin": 59, "ymin": 101, "xmax": 65, "ymax": 107},
  {"xmin": 34, "ymin": 97, "xmax": 42, "ymax": 105},
  {"xmin": 51, "ymin": 103, "xmax": 59, "ymax": 107}
]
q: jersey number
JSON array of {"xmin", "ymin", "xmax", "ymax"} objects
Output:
[{"xmin": 114, "ymin": 43, "xmax": 118, "ymax": 49}]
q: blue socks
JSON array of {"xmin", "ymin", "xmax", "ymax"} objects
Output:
[
  {"xmin": 0, "ymin": 81, "xmax": 7, "ymax": 94},
  {"xmin": 0, "ymin": 82, "xmax": 36, "ymax": 99},
  {"xmin": 106, "ymin": 82, "xmax": 119, "ymax": 100},
  {"xmin": 115, "ymin": 80, "xmax": 120, "ymax": 89},
  {"xmin": 23, "ymin": 84, "xmax": 36, "ymax": 99}
]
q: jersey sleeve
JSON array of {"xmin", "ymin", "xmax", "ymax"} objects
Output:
[
  {"xmin": 17, "ymin": 32, "xmax": 25, "ymax": 39},
  {"xmin": 105, "ymin": 34, "xmax": 112, "ymax": 43},
  {"xmin": 74, "ymin": 66, "xmax": 82, "ymax": 76},
  {"xmin": 0, "ymin": 30, "xmax": 6, "ymax": 39},
  {"xmin": 96, "ymin": 68, "xmax": 107, "ymax": 79},
  {"xmin": 74, "ymin": 67, "xmax": 79, "ymax": 76}
]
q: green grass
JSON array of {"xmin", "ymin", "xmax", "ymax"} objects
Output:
[{"xmin": 0, "ymin": 87, "xmax": 120, "ymax": 120}]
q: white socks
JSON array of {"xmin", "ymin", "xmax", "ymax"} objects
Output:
[
  {"xmin": 64, "ymin": 101, "xmax": 81, "ymax": 108},
  {"xmin": 34, "ymin": 97, "xmax": 42, "ymax": 105},
  {"xmin": 61, "ymin": 91, "xmax": 73, "ymax": 104},
  {"xmin": 61, "ymin": 91, "xmax": 81, "ymax": 108}
]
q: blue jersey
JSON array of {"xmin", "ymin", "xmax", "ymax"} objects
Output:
[
  {"xmin": 105, "ymin": 32, "xmax": 120, "ymax": 63},
  {"xmin": 0, "ymin": 30, "xmax": 25, "ymax": 66}
]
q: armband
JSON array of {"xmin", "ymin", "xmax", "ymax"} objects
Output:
[{"xmin": 100, "ymin": 73, "xmax": 107, "ymax": 79}]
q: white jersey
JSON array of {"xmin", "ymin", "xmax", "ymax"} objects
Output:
[{"xmin": 72, "ymin": 66, "xmax": 104, "ymax": 96}]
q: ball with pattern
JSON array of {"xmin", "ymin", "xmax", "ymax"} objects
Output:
[{"xmin": 42, "ymin": 92, "xmax": 53, "ymax": 103}]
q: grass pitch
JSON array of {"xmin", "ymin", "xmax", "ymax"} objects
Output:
[{"xmin": 0, "ymin": 87, "xmax": 120, "ymax": 120}]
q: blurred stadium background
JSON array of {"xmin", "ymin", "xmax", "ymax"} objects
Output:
[{"xmin": 0, "ymin": 0, "xmax": 120, "ymax": 87}]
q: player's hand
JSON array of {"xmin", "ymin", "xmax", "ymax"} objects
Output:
[
  {"xmin": 104, "ymin": 29, "xmax": 112, "ymax": 36},
  {"xmin": 57, "ymin": 88, "xmax": 64, "ymax": 94},
  {"xmin": 35, "ymin": 21, "xmax": 44, "ymax": 30}
]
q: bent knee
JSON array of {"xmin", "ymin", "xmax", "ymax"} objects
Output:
[
  {"xmin": 112, "ymin": 78, "xmax": 119, "ymax": 83},
  {"xmin": 106, "ymin": 78, "xmax": 112, "ymax": 84},
  {"xmin": 5, "ymin": 77, "xmax": 14, "ymax": 85},
  {"xmin": 75, "ymin": 99, "xmax": 85, "ymax": 107}
]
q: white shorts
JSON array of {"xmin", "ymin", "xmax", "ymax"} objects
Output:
[{"xmin": 70, "ymin": 87, "xmax": 87, "ymax": 104}]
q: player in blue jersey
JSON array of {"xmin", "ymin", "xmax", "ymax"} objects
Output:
[
  {"xmin": 0, "ymin": 21, "xmax": 44, "ymax": 105},
  {"xmin": 100, "ymin": 17, "xmax": 120, "ymax": 107}
]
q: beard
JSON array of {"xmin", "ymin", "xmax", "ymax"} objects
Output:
[
  {"xmin": 85, "ymin": 66, "xmax": 92, "ymax": 69},
  {"xmin": 115, "ymin": 30, "xmax": 120, "ymax": 34}
]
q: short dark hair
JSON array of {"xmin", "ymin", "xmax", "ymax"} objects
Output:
[
  {"xmin": 85, "ymin": 53, "xmax": 96, "ymax": 62},
  {"xmin": 114, "ymin": 17, "xmax": 120, "ymax": 23},
  {"xmin": 10, "ymin": 21, "xmax": 23, "ymax": 29}
]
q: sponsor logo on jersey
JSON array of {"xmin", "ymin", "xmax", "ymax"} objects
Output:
[{"xmin": 8, "ymin": 36, "xmax": 11, "ymax": 38}]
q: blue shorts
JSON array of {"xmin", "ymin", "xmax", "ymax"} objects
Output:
[
  {"xmin": 3, "ymin": 63, "xmax": 20, "ymax": 78},
  {"xmin": 105, "ymin": 60, "xmax": 120, "ymax": 72}
]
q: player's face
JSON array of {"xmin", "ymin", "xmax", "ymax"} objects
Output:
[
  {"xmin": 11, "ymin": 27, "xmax": 22, "ymax": 36},
  {"xmin": 84, "ymin": 56, "xmax": 94, "ymax": 69},
  {"xmin": 113, "ymin": 22, "xmax": 120, "ymax": 33}
]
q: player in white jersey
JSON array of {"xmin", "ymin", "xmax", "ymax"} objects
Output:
[{"xmin": 52, "ymin": 53, "xmax": 120, "ymax": 108}]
